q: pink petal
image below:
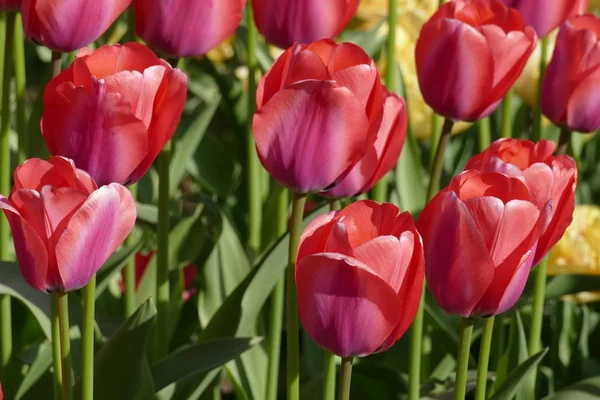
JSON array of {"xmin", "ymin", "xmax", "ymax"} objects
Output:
[
  {"xmin": 566, "ymin": 66, "xmax": 600, "ymax": 132},
  {"xmin": 521, "ymin": 163, "xmax": 555, "ymax": 212},
  {"xmin": 296, "ymin": 211, "xmax": 338, "ymax": 262},
  {"xmin": 462, "ymin": 196, "xmax": 504, "ymax": 253},
  {"xmin": 335, "ymin": 200, "xmax": 402, "ymax": 248},
  {"xmin": 13, "ymin": 156, "xmax": 96, "ymax": 194},
  {"xmin": 495, "ymin": 247, "xmax": 537, "ymax": 315},
  {"xmin": 490, "ymin": 200, "xmax": 540, "ymax": 265}
]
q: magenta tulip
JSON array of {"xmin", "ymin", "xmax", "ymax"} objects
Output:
[{"xmin": 501, "ymin": 0, "xmax": 587, "ymax": 37}]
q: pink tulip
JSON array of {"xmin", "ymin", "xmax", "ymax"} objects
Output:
[
  {"xmin": 134, "ymin": 0, "xmax": 246, "ymax": 57},
  {"xmin": 416, "ymin": 0, "xmax": 536, "ymax": 121},
  {"xmin": 253, "ymin": 39, "xmax": 384, "ymax": 193},
  {"xmin": 21, "ymin": 0, "xmax": 131, "ymax": 52},
  {"xmin": 501, "ymin": 0, "xmax": 587, "ymax": 37},
  {"xmin": 296, "ymin": 200, "xmax": 424, "ymax": 357},
  {"xmin": 0, "ymin": 157, "xmax": 136, "ymax": 293},
  {"xmin": 252, "ymin": 0, "xmax": 359, "ymax": 49},
  {"xmin": 41, "ymin": 43, "xmax": 188, "ymax": 186}
]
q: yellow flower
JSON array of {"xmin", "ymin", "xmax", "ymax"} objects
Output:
[{"xmin": 205, "ymin": 35, "xmax": 236, "ymax": 66}]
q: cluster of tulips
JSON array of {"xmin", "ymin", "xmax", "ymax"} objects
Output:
[{"xmin": 0, "ymin": 0, "xmax": 596, "ymax": 399}]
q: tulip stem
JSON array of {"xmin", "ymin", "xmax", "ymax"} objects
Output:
[
  {"xmin": 338, "ymin": 357, "xmax": 353, "ymax": 400},
  {"xmin": 287, "ymin": 192, "xmax": 307, "ymax": 400},
  {"xmin": 51, "ymin": 293, "xmax": 64, "ymax": 400},
  {"xmin": 56, "ymin": 293, "xmax": 72, "ymax": 400},
  {"xmin": 455, "ymin": 318, "xmax": 474, "ymax": 400},
  {"xmin": 265, "ymin": 186, "xmax": 288, "ymax": 400},
  {"xmin": 527, "ymin": 255, "xmax": 549, "ymax": 396},
  {"xmin": 557, "ymin": 127, "xmax": 571, "ymax": 156},
  {"xmin": 426, "ymin": 118, "xmax": 454, "ymax": 200},
  {"xmin": 501, "ymin": 89, "xmax": 513, "ymax": 138},
  {"xmin": 50, "ymin": 51, "xmax": 62, "ymax": 79},
  {"xmin": 490, "ymin": 316, "xmax": 505, "ymax": 370},
  {"xmin": 475, "ymin": 317, "xmax": 494, "ymax": 400},
  {"xmin": 82, "ymin": 274, "xmax": 96, "ymax": 400},
  {"xmin": 531, "ymin": 36, "xmax": 549, "ymax": 142},
  {"xmin": 477, "ymin": 118, "xmax": 491, "ymax": 153},
  {"xmin": 156, "ymin": 141, "xmax": 171, "ymax": 360},
  {"xmin": 123, "ymin": 183, "xmax": 138, "ymax": 318},
  {"xmin": 408, "ymin": 281, "xmax": 425, "ymax": 400},
  {"xmin": 429, "ymin": 113, "xmax": 441, "ymax": 168}
]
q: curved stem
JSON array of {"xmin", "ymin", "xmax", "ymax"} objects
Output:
[
  {"xmin": 156, "ymin": 141, "xmax": 171, "ymax": 360},
  {"xmin": 286, "ymin": 192, "xmax": 307, "ymax": 400},
  {"xmin": 455, "ymin": 318, "xmax": 474, "ymax": 400},
  {"xmin": 51, "ymin": 293, "xmax": 64, "ymax": 400},
  {"xmin": 337, "ymin": 357, "xmax": 353, "ymax": 400},
  {"xmin": 501, "ymin": 90, "xmax": 513, "ymax": 139},
  {"xmin": 478, "ymin": 118, "xmax": 491, "ymax": 153},
  {"xmin": 426, "ymin": 118, "xmax": 454, "ymax": 200},
  {"xmin": 531, "ymin": 37, "xmax": 549, "ymax": 142},
  {"xmin": 475, "ymin": 317, "xmax": 494, "ymax": 400},
  {"xmin": 57, "ymin": 293, "xmax": 72, "ymax": 400},
  {"xmin": 123, "ymin": 183, "xmax": 138, "ymax": 318},
  {"xmin": 557, "ymin": 127, "xmax": 571, "ymax": 156},
  {"xmin": 82, "ymin": 275, "xmax": 96, "ymax": 400}
]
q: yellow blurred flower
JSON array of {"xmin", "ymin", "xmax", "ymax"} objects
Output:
[
  {"xmin": 205, "ymin": 35, "xmax": 236, "ymax": 65},
  {"xmin": 589, "ymin": 0, "xmax": 600, "ymax": 11}
]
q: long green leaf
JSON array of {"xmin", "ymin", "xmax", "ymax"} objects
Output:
[
  {"xmin": 490, "ymin": 349, "xmax": 549, "ymax": 400},
  {"xmin": 544, "ymin": 375, "xmax": 600, "ymax": 399}
]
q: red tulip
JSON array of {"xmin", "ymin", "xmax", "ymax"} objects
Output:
[
  {"xmin": 0, "ymin": 382, "xmax": 3, "ymax": 400},
  {"xmin": 324, "ymin": 89, "xmax": 407, "ymax": 198},
  {"xmin": 0, "ymin": 157, "xmax": 136, "ymax": 293},
  {"xmin": 134, "ymin": 0, "xmax": 245, "ymax": 57},
  {"xmin": 501, "ymin": 0, "xmax": 587, "ymax": 37},
  {"xmin": 296, "ymin": 200, "xmax": 424, "ymax": 357},
  {"xmin": 541, "ymin": 14, "xmax": 600, "ymax": 133},
  {"xmin": 41, "ymin": 43, "xmax": 188, "ymax": 186},
  {"xmin": 252, "ymin": 0, "xmax": 359, "ymax": 49},
  {"xmin": 253, "ymin": 39, "xmax": 384, "ymax": 194},
  {"xmin": 0, "ymin": 0, "xmax": 20, "ymax": 10},
  {"xmin": 21, "ymin": 0, "xmax": 130, "ymax": 52},
  {"xmin": 465, "ymin": 138, "xmax": 577, "ymax": 265},
  {"xmin": 416, "ymin": 0, "xmax": 536, "ymax": 121},
  {"xmin": 417, "ymin": 170, "xmax": 546, "ymax": 317}
]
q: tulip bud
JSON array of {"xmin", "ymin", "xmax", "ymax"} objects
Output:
[
  {"xmin": 418, "ymin": 170, "xmax": 546, "ymax": 317},
  {"xmin": 541, "ymin": 14, "xmax": 600, "ymax": 133},
  {"xmin": 501, "ymin": 0, "xmax": 588, "ymax": 37},
  {"xmin": 21, "ymin": 0, "xmax": 131, "ymax": 52},
  {"xmin": 0, "ymin": 157, "xmax": 136, "ymax": 293},
  {"xmin": 296, "ymin": 200, "xmax": 424, "ymax": 357},
  {"xmin": 252, "ymin": 0, "xmax": 359, "ymax": 49},
  {"xmin": 415, "ymin": 0, "xmax": 537, "ymax": 122},
  {"xmin": 41, "ymin": 43, "xmax": 188, "ymax": 186},
  {"xmin": 134, "ymin": 0, "xmax": 246, "ymax": 57}
]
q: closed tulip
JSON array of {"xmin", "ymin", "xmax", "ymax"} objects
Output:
[
  {"xmin": 416, "ymin": 0, "xmax": 536, "ymax": 122},
  {"xmin": 501, "ymin": 0, "xmax": 587, "ymax": 37},
  {"xmin": 0, "ymin": 0, "xmax": 20, "ymax": 10},
  {"xmin": 417, "ymin": 170, "xmax": 546, "ymax": 317},
  {"xmin": 41, "ymin": 43, "xmax": 188, "ymax": 186},
  {"xmin": 324, "ymin": 89, "xmax": 407, "ymax": 198},
  {"xmin": 134, "ymin": 0, "xmax": 245, "ymax": 57},
  {"xmin": 0, "ymin": 157, "xmax": 136, "ymax": 293},
  {"xmin": 252, "ymin": 0, "xmax": 359, "ymax": 49},
  {"xmin": 296, "ymin": 200, "xmax": 424, "ymax": 357},
  {"xmin": 541, "ymin": 14, "xmax": 600, "ymax": 132},
  {"xmin": 466, "ymin": 138, "xmax": 577, "ymax": 264},
  {"xmin": 253, "ymin": 39, "xmax": 384, "ymax": 193},
  {"xmin": 21, "ymin": 0, "xmax": 130, "ymax": 52}
]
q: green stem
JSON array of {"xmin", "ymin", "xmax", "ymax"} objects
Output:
[
  {"xmin": 125, "ymin": 5, "xmax": 136, "ymax": 43},
  {"xmin": 557, "ymin": 127, "xmax": 571, "ymax": 156},
  {"xmin": 82, "ymin": 275, "xmax": 96, "ymax": 400},
  {"xmin": 51, "ymin": 51, "xmax": 62, "ymax": 79},
  {"xmin": 246, "ymin": 4, "xmax": 262, "ymax": 254},
  {"xmin": 51, "ymin": 294, "xmax": 64, "ymax": 400},
  {"xmin": 264, "ymin": 186, "xmax": 288, "ymax": 400},
  {"xmin": 475, "ymin": 317, "xmax": 494, "ymax": 400},
  {"xmin": 13, "ymin": 13, "xmax": 26, "ymax": 163},
  {"xmin": 527, "ymin": 256, "xmax": 549, "ymax": 396},
  {"xmin": 156, "ymin": 141, "xmax": 171, "ymax": 360},
  {"xmin": 408, "ymin": 282, "xmax": 425, "ymax": 400},
  {"xmin": 57, "ymin": 293, "xmax": 72, "ymax": 400},
  {"xmin": 490, "ymin": 316, "xmax": 505, "ymax": 370},
  {"xmin": 501, "ymin": 89, "xmax": 513, "ymax": 139},
  {"xmin": 337, "ymin": 357, "xmax": 353, "ymax": 400},
  {"xmin": 123, "ymin": 183, "xmax": 138, "ymax": 318},
  {"xmin": 287, "ymin": 192, "xmax": 307, "ymax": 400},
  {"xmin": 455, "ymin": 318, "xmax": 474, "ymax": 400},
  {"xmin": 478, "ymin": 118, "xmax": 491, "ymax": 153},
  {"xmin": 429, "ymin": 113, "xmax": 441, "ymax": 168},
  {"xmin": 531, "ymin": 37, "xmax": 548, "ymax": 142},
  {"xmin": 426, "ymin": 118, "xmax": 454, "ymax": 201}
]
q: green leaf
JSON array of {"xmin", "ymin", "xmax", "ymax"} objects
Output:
[
  {"xmin": 190, "ymin": 132, "xmax": 241, "ymax": 197},
  {"xmin": 151, "ymin": 337, "xmax": 261, "ymax": 392},
  {"xmin": 14, "ymin": 340, "xmax": 53, "ymax": 400},
  {"xmin": 73, "ymin": 299, "xmax": 156, "ymax": 400},
  {"xmin": 543, "ymin": 375, "xmax": 600, "ymax": 399},
  {"xmin": 490, "ymin": 348, "xmax": 549, "ymax": 400},
  {"xmin": 492, "ymin": 311, "xmax": 529, "ymax": 397},
  {"xmin": 545, "ymin": 275, "xmax": 600, "ymax": 299}
]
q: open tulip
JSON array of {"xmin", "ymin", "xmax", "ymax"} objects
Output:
[
  {"xmin": 0, "ymin": 157, "xmax": 136, "ymax": 293},
  {"xmin": 41, "ymin": 43, "xmax": 188, "ymax": 186},
  {"xmin": 324, "ymin": 89, "xmax": 407, "ymax": 198},
  {"xmin": 134, "ymin": 0, "xmax": 245, "ymax": 57},
  {"xmin": 252, "ymin": 0, "xmax": 359, "ymax": 49},
  {"xmin": 296, "ymin": 200, "xmax": 424, "ymax": 357},
  {"xmin": 541, "ymin": 14, "xmax": 600, "ymax": 133},
  {"xmin": 253, "ymin": 39, "xmax": 384, "ymax": 194},
  {"xmin": 21, "ymin": 0, "xmax": 130, "ymax": 52},
  {"xmin": 415, "ymin": 0, "xmax": 537, "ymax": 121},
  {"xmin": 466, "ymin": 138, "xmax": 577, "ymax": 265},
  {"xmin": 501, "ymin": 0, "xmax": 587, "ymax": 37},
  {"xmin": 417, "ymin": 170, "xmax": 546, "ymax": 317},
  {"xmin": 0, "ymin": 0, "xmax": 20, "ymax": 10}
]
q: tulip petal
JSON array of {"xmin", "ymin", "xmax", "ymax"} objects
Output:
[
  {"xmin": 13, "ymin": 156, "xmax": 96, "ymax": 194},
  {"xmin": 336, "ymin": 200, "xmax": 402, "ymax": 248},
  {"xmin": 521, "ymin": 163, "xmax": 555, "ymax": 212},
  {"xmin": 297, "ymin": 211, "xmax": 338, "ymax": 262},
  {"xmin": 490, "ymin": 200, "xmax": 540, "ymax": 265},
  {"xmin": 82, "ymin": 42, "xmax": 161, "ymax": 79},
  {"xmin": 463, "ymin": 196, "xmax": 504, "ymax": 253},
  {"xmin": 566, "ymin": 67, "xmax": 600, "ymax": 132},
  {"xmin": 55, "ymin": 183, "xmax": 136, "ymax": 292},
  {"xmin": 296, "ymin": 253, "xmax": 402, "ymax": 357},
  {"xmin": 495, "ymin": 247, "xmax": 536, "ymax": 315},
  {"xmin": 284, "ymin": 48, "xmax": 330, "ymax": 86}
]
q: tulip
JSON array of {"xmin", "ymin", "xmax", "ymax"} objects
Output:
[
  {"xmin": 296, "ymin": 200, "xmax": 424, "ymax": 357},
  {"xmin": 0, "ymin": 157, "xmax": 136, "ymax": 293},
  {"xmin": 21, "ymin": 0, "xmax": 130, "ymax": 52},
  {"xmin": 41, "ymin": 43, "xmax": 188, "ymax": 186},
  {"xmin": 501, "ymin": 0, "xmax": 587, "ymax": 37},
  {"xmin": 134, "ymin": 0, "xmax": 245, "ymax": 57},
  {"xmin": 253, "ymin": 39, "xmax": 384, "ymax": 194},
  {"xmin": 417, "ymin": 170, "xmax": 545, "ymax": 317},
  {"xmin": 466, "ymin": 138, "xmax": 577, "ymax": 265},
  {"xmin": 0, "ymin": 0, "xmax": 20, "ymax": 10},
  {"xmin": 252, "ymin": 0, "xmax": 359, "ymax": 49},
  {"xmin": 324, "ymin": 89, "xmax": 407, "ymax": 198},
  {"xmin": 415, "ymin": 0, "xmax": 537, "ymax": 122},
  {"xmin": 541, "ymin": 14, "xmax": 600, "ymax": 133}
]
